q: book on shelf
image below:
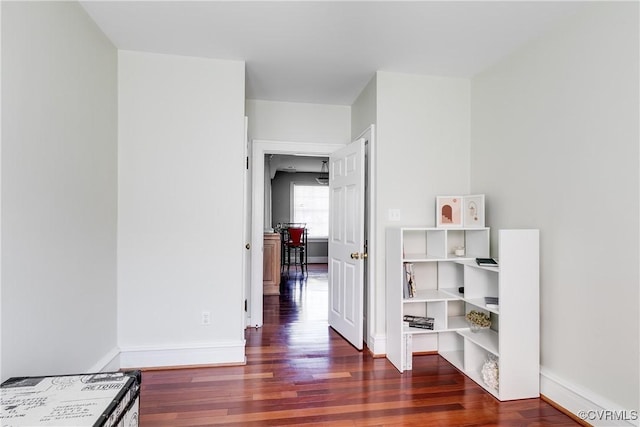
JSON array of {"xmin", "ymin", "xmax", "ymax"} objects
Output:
[
  {"xmin": 476, "ymin": 257, "xmax": 498, "ymax": 267},
  {"xmin": 408, "ymin": 321, "xmax": 434, "ymax": 330},
  {"xmin": 402, "ymin": 263, "xmax": 408, "ymax": 299},
  {"xmin": 403, "ymin": 315, "xmax": 434, "ymax": 322},
  {"xmin": 485, "ymin": 296, "xmax": 499, "ymax": 309},
  {"xmin": 404, "ymin": 315, "xmax": 434, "ymax": 330},
  {"xmin": 403, "ymin": 262, "xmax": 416, "ymax": 298}
]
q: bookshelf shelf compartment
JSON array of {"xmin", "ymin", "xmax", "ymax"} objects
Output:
[
  {"xmin": 386, "ymin": 227, "xmax": 539, "ymax": 401},
  {"xmin": 403, "ymin": 325, "xmax": 437, "ymax": 334},
  {"xmin": 447, "ymin": 315, "xmax": 468, "ymax": 330},
  {"xmin": 458, "ymin": 329, "xmax": 499, "ymax": 356},
  {"xmin": 404, "ymin": 289, "xmax": 459, "ymax": 303}
]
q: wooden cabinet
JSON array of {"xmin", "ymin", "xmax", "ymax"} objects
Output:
[
  {"xmin": 263, "ymin": 232, "xmax": 281, "ymax": 295},
  {"xmin": 385, "ymin": 227, "xmax": 540, "ymax": 401}
]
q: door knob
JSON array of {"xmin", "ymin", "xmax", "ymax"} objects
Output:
[
  {"xmin": 350, "ymin": 252, "xmax": 360, "ymax": 259},
  {"xmin": 245, "ymin": 243, "xmax": 251, "ymax": 250}
]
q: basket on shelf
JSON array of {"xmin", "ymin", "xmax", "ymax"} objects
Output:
[
  {"xmin": 482, "ymin": 354, "xmax": 499, "ymax": 391},
  {"xmin": 465, "ymin": 310, "xmax": 491, "ymax": 332}
]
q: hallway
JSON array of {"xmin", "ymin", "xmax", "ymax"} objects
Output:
[
  {"xmin": 139, "ymin": 265, "xmax": 580, "ymax": 426},
  {"xmin": 250, "ymin": 264, "xmax": 333, "ymax": 356}
]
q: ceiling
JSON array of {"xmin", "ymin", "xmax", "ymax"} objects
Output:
[{"xmin": 80, "ymin": 1, "xmax": 584, "ymax": 106}]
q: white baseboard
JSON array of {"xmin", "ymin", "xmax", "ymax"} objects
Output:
[
  {"xmin": 307, "ymin": 256, "xmax": 328, "ymax": 264},
  {"xmin": 541, "ymin": 368, "xmax": 639, "ymax": 426},
  {"xmin": 87, "ymin": 346, "xmax": 120, "ymax": 373},
  {"xmin": 119, "ymin": 341, "xmax": 246, "ymax": 370},
  {"xmin": 366, "ymin": 333, "xmax": 386, "ymax": 356}
]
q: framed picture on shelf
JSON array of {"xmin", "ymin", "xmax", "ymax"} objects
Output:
[
  {"xmin": 463, "ymin": 194, "xmax": 485, "ymax": 227},
  {"xmin": 436, "ymin": 196, "xmax": 462, "ymax": 228}
]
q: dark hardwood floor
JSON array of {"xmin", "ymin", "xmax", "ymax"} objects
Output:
[{"xmin": 139, "ymin": 265, "xmax": 580, "ymax": 426}]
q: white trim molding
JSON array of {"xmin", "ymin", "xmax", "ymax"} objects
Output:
[
  {"xmin": 367, "ymin": 333, "xmax": 386, "ymax": 357},
  {"xmin": 307, "ymin": 237, "xmax": 328, "ymax": 243},
  {"xmin": 541, "ymin": 368, "xmax": 639, "ymax": 427},
  {"xmin": 87, "ymin": 347, "xmax": 121, "ymax": 373},
  {"xmin": 119, "ymin": 341, "xmax": 246, "ymax": 370}
]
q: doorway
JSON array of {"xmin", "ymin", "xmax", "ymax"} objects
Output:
[
  {"xmin": 269, "ymin": 155, "xmax": 330, "ymax": 266},
  {"xmin": 249, "ymin": 126, "xmax": 376, "ymax": 350}
]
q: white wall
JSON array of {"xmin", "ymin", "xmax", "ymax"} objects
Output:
[
  {"xmin": 471, "ymin": 2, "xmax": 639, "ymax": 415},
  {"xmin": 1, "ymin": 2, "xmax": 118, "ymax": 380},
  {"xmin": 375, "ymin": 71, "xmax": 470, "ymax": 350},
  {"xmin": 351, "ymin": 75, "xmax": 378, "ymax": 140},
  {"xmin": 118, "ymin": 51, "xmax": 246, "ymax": 367},
  {"xmin": 351, "ymin": 75, "xmax": 377, "ymax": 140},
  {"xmin": 246, "ymin": 99, "xmax": 351, "ymax": 143}
]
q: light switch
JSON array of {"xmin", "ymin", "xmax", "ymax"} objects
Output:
[{"xmin": 389, "ymin": 209, "xmax": 401, "ymax": 221}]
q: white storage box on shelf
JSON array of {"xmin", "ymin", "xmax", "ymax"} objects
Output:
[
  {"xmin": 385, "ymin": 227, "xmax": 539, "ymax": 401},
  {"xmin": 0, "ymin": 370, "xmax": 140, "ymax": 426}
]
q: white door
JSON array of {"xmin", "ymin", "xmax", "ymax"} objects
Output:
[{"xmin": 328, "ymin": 138, "xmax": 366, "ymax": 350}]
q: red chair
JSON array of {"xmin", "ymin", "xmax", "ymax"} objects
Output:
[{"xmin": 283, "ymin": 224, "xmax": 307, "ymax": 276}]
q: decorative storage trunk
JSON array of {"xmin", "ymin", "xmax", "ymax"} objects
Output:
[{"xmin": 0, "ymin": 371, "xmax": 140, "ymax": 426}]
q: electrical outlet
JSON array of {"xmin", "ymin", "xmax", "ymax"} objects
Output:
[
  {"xmin": 389, "ymin": 208, "xmax": 401, "ymax": 221},
  {"xmin": 201, "ymin": 311, "xmax": 211, "ymax": 325}
]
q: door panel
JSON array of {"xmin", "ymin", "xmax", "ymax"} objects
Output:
[
  {"xmin": 330, "ymin": 258, "xmax": 341, "ymax": 315},
  {"xmin": 344, "ymin": 262, "xmax": 356, "ymax": 323}
]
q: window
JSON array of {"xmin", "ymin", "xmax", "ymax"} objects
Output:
[{"xmin": 291, "ymin": 184, "xmax": 329, "ymax": 238}]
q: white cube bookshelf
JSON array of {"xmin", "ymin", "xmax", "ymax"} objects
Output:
[{"xmin": 385, "ymin": 227, "xmax": 540, "ymax": 401}]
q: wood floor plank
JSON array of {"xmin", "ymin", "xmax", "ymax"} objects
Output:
[
  {"xmin": 311, "ymin": 372, "xmax": 353, "ymax": 380},
  {"xmin": 253, "ymin": 390, "xmax": 299, "ymax": 401},
  {"xmin": 191, "ymin": 372, "xmax": 274, "ymax": 382},
  {"xmin": 138, "ymin": 265, "xmax": 580, "ymax": 426}
]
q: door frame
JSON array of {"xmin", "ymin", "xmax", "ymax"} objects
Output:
[
  {"xmin": 249, "ymin": 132, "xmax": 376, "ymax": 339},
  {"xmin": 250, "ymin": 140, "xmax": 343, "ymax": 328},
  {"xmin": 242, "ymin": 117, "xmax": 250, "ymax": 328},
  {"xmin": 357, "ymin": 126, "xmax": 376, "ymax": 352}
]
